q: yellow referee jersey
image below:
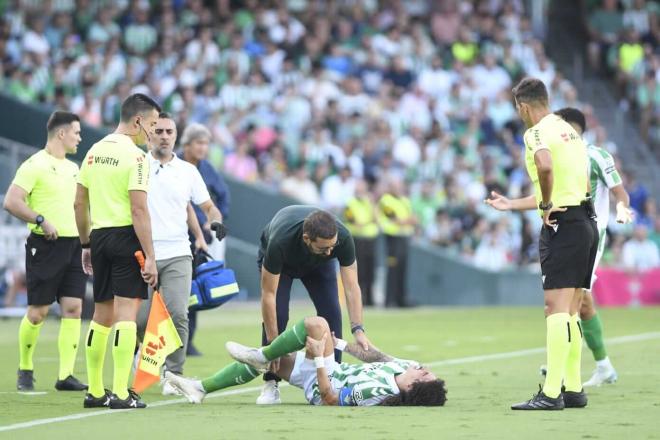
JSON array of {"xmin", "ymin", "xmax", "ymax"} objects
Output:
[
  {"xmin": 78, "ymin": 134, "xmax": 149, "ymax": 230},
  {"xmin": 11, "ymin": 149, "xmax": 80, "ymax": 237},
  {"xmin": 524, "ymin": 114, "xmax": 589, "ymax": 213}
]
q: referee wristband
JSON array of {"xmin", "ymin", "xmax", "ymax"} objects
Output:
[
  {"xmin": 81, "ymin": 242, "xmax": 90, "ymax": 249},
  {"xmin": 314, "ymin": 357, "xmax": 325, "ymax": 369},
  {"xmin": 351, "ymin": 325, "xmax": 365, "ymax": 334}
]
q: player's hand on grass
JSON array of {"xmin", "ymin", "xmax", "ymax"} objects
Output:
[
  {"xmin": 306, "ymin": 332, "xmax": 328, "ymax": 357},
  {"xmin": 616, "ymin": 202, "xmax": 634, "ymax": 224},
  {"xmin": 484, "ymin": 191, "xmax": 511, "ymax": 211},
  {"xmin": 353, "ymin": 330, "xmax": 371, "ymax": 351},
  {"xmin": 41, "ymin": 220, "xmax": 58, "ymax": 240},
  {"xmin": 81, "ymin": 248, "xmax": 93, "ymax": 275},
  {"xmin": 142, "ymin": 256, "xmax": 158, "ymax": 288},
  {"xmin": 543, "ymin": 204, "xmax": 567, "ymax": 227}
]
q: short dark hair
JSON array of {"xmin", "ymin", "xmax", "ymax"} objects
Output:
[
  {"xmin": 159, "ymin": 111, "xmax": 174, "ymax": 120},
  {"xmin": 512, "ymin": 77, "xmax": 548, "ymax": 106},
  {"xmin": 303, "ymin": 210, "xmax": 338, "ymax": 241},
  {"xmin": 120, "ymin": 93, "xmax": 161, "ymax": 122},
  {"xmin": 46, "ymin": 111, "xmax": 80, "ymax": 134},
  {"xmin": 380, "ymin": 379, "xmax": 447, "ymax": 407},
  {"xmin": 554, "ymin": 107, "xmax": 586, "ymax": 134}
]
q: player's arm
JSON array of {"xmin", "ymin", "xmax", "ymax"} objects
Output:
[
  {"xmin": 534, "ymin": 149, "xmax": 553, "ymax": 207},
  {"xmin": 611, "ymin": 184, "xmax": 633, "ymax": 223},
  {"xmin": 4, "ymin": 184, "xmax": 59, "ymax": 239},
  {"xmin": 187, "ymin": 203, "xmax": 207, "ymax": 251},
  {"xmin": 198, "ymin": 199, "xmax": 227, "ymax": 241},
  {"xmin": 74, "ymin": 184, "xmax": 91, "ymax": 244},
  {"xmin": 306, "ymin": 333, "xmax": 339, "ymax": 405},
  {"xmin": 261, "ymin": 266, "xmax": 281, "ymax": 343},
  {"xmin": 485, "ymin": 191, "xmax": 537, "ymax": 211},
  {"xmin": 339, "ymin": 339, "xmax": 395, "ymax": 363},
  {"xmin": 339, "ymin": 261, "xmax": 372, "ymax": 350}
]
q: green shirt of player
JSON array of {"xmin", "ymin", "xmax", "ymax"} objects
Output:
[
  {"xmin": 78, "ymin": 134, "xmax": 149, "ymax": 230},
  {"xmin": 524, "ymin": 114, "xmax": 589, "ymax": 213},
  {"xmin": 11, "ymin": 149, "xmax": 80, "ymax": 237},
  {"xmin": 259, "ymin": 205, "xmax": 356, "ymax": 276}
]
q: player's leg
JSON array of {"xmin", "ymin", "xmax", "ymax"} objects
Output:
[
  {"xmin": 301, "ymin": 260, "xmax": 342, "ymax": 361},
  {"xmin": 17, "ymin": 304, "xmax": 49, "ymax": 390}
]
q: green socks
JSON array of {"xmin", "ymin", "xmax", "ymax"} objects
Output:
[
  {"xmin": 262, "ymin": 319, "xmax": 307, "ymax": 361},
  {"xmin": 582, "ymin": 313, "xmax": 607, "ymax": 361},
  {"xmin": 18, "ymin": 315, "xmax": 43, "ymax": 371},
  {"xmin": 112, "ymin": 321, "xmax": 137, "ymax": 400},
  {"xmin": 542, "ymin": 313, "xmax": 571, "ymax": 398},
  {"xmin": 564, "ymin": 314, "xmax": 583, "ymax": 392},
  {"xmin": 86, "ymin": 321, "xmax": 111, "ymax": 398},
  {"xmin": 201, "ymin": 362, "xmax": 260, "ymax": 393},
  {"xmin": 58, "ymin": 318, "xmax": 82, "ymax": 380}
]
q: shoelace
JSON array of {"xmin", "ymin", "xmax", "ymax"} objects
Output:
[{"xmin": 127, "ymin": 388, "xmax": 142, "ymax": 401}]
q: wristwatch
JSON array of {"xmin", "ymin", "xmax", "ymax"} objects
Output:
[
  {"xmin": 35, "ymin": 214, "xmax": 45, "ymax": 226},
  {"xmin": 538, "ymin": 201, "xmax": 553, "ymax": 211}
]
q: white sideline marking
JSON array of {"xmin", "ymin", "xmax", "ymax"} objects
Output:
[{"xmin": 1, "ymin": 331, "xmax": 659, "ymax": 432}]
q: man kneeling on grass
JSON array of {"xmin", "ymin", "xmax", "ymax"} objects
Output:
[{"xmin": 165, "ymin": 316, "xmax": 446, "ymax": 406}]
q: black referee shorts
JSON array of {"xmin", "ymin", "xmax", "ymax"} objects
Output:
[
  {"xmin": 90, "ymin": 226, "xmax": 147, "ymax": 302},
  {"xmin": 539, "ymin": 205, "xmax": 599, "ymax": 290},
  {"xmin": 25, "ymin": 233, "xmax": 86, "ymax": 306}
]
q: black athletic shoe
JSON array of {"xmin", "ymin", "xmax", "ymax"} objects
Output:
[
  {"xmin": 511, "ymin": 385, "xmax": 565, "ymax": 410},
  {"xmin": 17, "ymin": 369, "xmax": 35, "ymax": 391},
  {"xmin": 84, "ymin": 389, "xmax": 112, "ymax": 408},
  {"xmin": 55, "ymin": 375, "xmax": 88, "ymax": 391},
  {"xmin": 563, "ymin": 389, "xmax": 588, "ymax": 408},
  {"xmin": 186, "ymin": 344, "xmax": 202, "ymax": 357},
  {"xmin": 109, "ymin": 389, "xmax": 147, "ymax": 409}
]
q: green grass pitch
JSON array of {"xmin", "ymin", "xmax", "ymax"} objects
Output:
[{"xmin": 0, "ymin": 304, "xmax": 659, "ymax": 439}]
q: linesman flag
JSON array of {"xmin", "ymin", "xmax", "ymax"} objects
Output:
[{"xmin": 133, "ymin": 251, "xmax": 183, "ymax": 393}]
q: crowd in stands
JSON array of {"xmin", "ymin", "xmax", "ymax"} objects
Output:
[
  {"xmin": 586, "ymin": 0, "xmax": 659, "ymax": 147},
  {"xmin": 1, "ymin": 0, "xmax": 658, "ymax": 272}
]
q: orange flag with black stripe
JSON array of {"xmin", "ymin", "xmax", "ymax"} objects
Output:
[{"xmin": 133, "ymin": 291, "xmax": 183, "ymax": 393}]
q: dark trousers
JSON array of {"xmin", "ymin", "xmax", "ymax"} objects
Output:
[
  {"xmin": 262, "ymin": 260, "xmax": 342, "ymax": 382},
  {"xmin": 385, "ymin": 235, "xmax": 409, "ymax": 307},
  {"xmin": 188, "ymin": 310, "xmax": 198, "ymax": 346},
  {"xmin": 354, "ymin": 237, "xmax": 376, "ymax": 306}
]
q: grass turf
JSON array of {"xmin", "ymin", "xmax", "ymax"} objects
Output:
[{"xmin": 0, "ymin": 304, "xmax": 658, "ymax": 439}]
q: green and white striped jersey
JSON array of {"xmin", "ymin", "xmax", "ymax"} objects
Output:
[
  {"xmin": 311, "ymin": 360, "xmax": 411, "ymax": 406},
  {"xmin": 587, "ymin": 144, "xmax": 622, "ymax": 231}
]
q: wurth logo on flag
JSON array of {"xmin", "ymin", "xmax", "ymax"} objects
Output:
[{"xmin": 145, "ymin": 335, "xmax": 167, "ymax": 356}]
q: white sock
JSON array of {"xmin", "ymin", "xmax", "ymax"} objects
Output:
[
  {"xmin": 256, "ymin": 348, "xmax": 268, "ymax": 363},
  {"xmin": 596, "ymin": 357, "xmax": 612, "ymax": 369}
]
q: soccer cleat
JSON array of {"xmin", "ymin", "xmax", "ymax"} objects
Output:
[
  {"xmin": 164, "ymin": 371, "xmax": 205, "ymax": 404},
  {"xmin": 109, "ymin": 389, "xmax": 147, "ymax": 409},
  {"xmin": 583, "ymin": 365, "xmax": 618, "ymax": 387},
  {"xmin": 55, "ymin": 375, "xmax": 88, "ymax": 391},
  {"xmin": 225, "ymin": 341, "xmax": 270, "ymax": 373},
  {"xmin": 17, "ymin": 369, "xmax": 35, "ymax": 391},
  {"xmin": 256, "ymin": 380, "xmax": 282, "ymax": 405},
  {"xmin": 161, "ymin": 379, "xmax": 181, "ymax": 396},
  {"xmin": 83, "ymin": 389, "xmax": 112, "ymax": 408},
  {"xmin": 511, "ymin": 385, "xmax": 565, "ymax": 410},
  {"xmin": 563, "ymin": 389, "xmax": 588, "ymax": 408}
]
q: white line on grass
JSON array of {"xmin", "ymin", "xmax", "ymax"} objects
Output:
[{"xmin": 1, "ymin": 331, "xmax": 658, "ymax": 433}]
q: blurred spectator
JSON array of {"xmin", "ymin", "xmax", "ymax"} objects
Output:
[
  {"xmin": 587, "ymin": 0, "xmax": 624, "ymax": 72},
  {"xmin": 622, "ymin": 225, "xmax": 660, "ymax": 271}
]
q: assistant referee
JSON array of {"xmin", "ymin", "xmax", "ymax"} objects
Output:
[
  {"xmin": 3, "ymin": 111, "xmax": 87, "ymax": 392},
  {"xmin": 74, "ymin": 93, "xmax": 160, "ymax": 410},
  {"xmin": 486, "ymin": 78, "xmax": 598, "ymax": 410}
]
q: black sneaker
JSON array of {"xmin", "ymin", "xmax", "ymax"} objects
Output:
[
  {"xmin": 55, "ymin": 375, "xmax": 88, "ymax": 391},
  {"xmin": 109, "ymin": 389, "xmax": 147, "ymax": 409},
  {"xmin": 563, "ymin": 389, "xmax": 588, "ymax": 408},
  {"xmin": 511, "ymin": 385, "xmax": 565, "ymax": 410},
  {"xmin": 84, "ymin": 389, "xmax": 112, "ymax": 408},
  {"xmin": 17, "ymin": 369, "xmax": 35, "ymax": 391}
]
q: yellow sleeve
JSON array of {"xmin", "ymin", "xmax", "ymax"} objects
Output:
[
  {"xmin": 12, "ymin": 158, "xmax": 39, "ymax": 193},
  {"xmin": 524, "ymin": 126, "xmax": 551, "ymax": 155},
  {"xmin": 78, "ymin": 155, "xmax": 90, "ymax": 188},
  {"xmin": 128, "ymin": 151, "xmax": 149, "ymax": 192}
]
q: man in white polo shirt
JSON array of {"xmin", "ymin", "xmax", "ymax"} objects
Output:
[{"xmin": 137, "ymin": 112, "xmax": 225, "ymax": 392}]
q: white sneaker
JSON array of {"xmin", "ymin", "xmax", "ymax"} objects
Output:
[
  {"xmin": 161, "ymin": 379, "xmax": 181, "ymax": 396},
  {"xmin": 583, "ymin": 365, "xmax": 618, "ymax": 387},
  {"xmin": 256, "ymin": 380, "xmax": 281, "ymax": 405},
  {"xmin": 163, "ymin": 371, "xmax": 206, "ymax": 404},
  {"xmin": 225, "ymin": 341, "xmax": 270, "ymax": 373}
]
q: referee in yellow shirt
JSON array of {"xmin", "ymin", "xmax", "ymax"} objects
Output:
[
  {"xmin": 486, "ymin": 78, "xmax": 598, "ymax": 410},
  {"xmin": 74, "ymin": 93, "xmax": 160, "ymax": 409},
  {"xmin": 3, "ymin": 111, "xmax": 87, "ymax": 392}
]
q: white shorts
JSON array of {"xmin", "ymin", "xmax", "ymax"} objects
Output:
[
  {"xmin": 288, "ymin": 351, "xmax": 337, "ymax": 404},
  {"xmin": 588, "ymin": 228, "xmax": 607, "ymax": 291}
]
